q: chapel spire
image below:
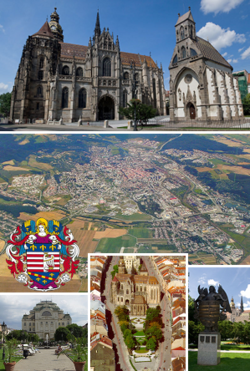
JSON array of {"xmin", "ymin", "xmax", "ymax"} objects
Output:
[{"xmin": 94, "ymin": 10, "xmax": 101, "ymax": 37}]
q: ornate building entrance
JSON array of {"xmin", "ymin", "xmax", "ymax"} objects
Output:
[{"xmin": 98, "ymin": 96, "xmax": 114, "ymax": 120}]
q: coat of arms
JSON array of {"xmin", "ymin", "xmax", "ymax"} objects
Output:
[{"xmin": 6, "ymin": 218, "xmax": 80, "ymax": 291}]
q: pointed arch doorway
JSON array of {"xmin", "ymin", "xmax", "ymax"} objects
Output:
[
  {"xmin": 187, "ymin": 102, "xmax": 196, "ymax": 119},
  {"xmin": 98, "ymin": 96, "xmax": 114, "ymax": 120}
]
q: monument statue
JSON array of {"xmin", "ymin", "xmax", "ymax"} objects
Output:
[
  {"xmin": 195, "ymin": 285, "xmax": 231, "ymax": 332},
  {"xmin": 195, "ymin": 284, "xmax": 231, "ymax": 365}
]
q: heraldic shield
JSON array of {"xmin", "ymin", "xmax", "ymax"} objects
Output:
[{"xmin": 6, "ymin": 218, "xmax": 80, "ymax": 291}]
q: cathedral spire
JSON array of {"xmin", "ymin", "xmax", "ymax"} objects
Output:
[
  {"xmin": 241, "ymin": 296, "xmax": 244, "ymax": 313},
  {"xmin": 94, "ymin": 10, "xmax": 101, "ymax": 37}
]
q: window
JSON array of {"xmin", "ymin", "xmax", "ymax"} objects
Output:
[
  {"xmin": 126, "ymin": 289, "xmax": 129, "ymax": 294},
  {"xmin": 181, "ymin": 46, "xmax": 186, "ymax": 59},
  {"xmin": 37, "ymin": 86, "xmax": 43, "ymax": 96},
  {"xmin": 24, "ymin": 323, "xmax": 26, "ymax": 326},
  {"xmin": 42, "ymin": 311, "xmax": 52, "ymax": 316},
  {"xmin": 134, "ymin": 73, "xmax": 139, "ymax": 81},
  {"xmin": 62, "ymin": 66, "xmax": 69, "ymax": 75},
  {"xmin": 190, "ymin": 48, "xmax": 197, "ymax": 57},
  {"xmin": 76, "ymin": 67, "xmax": 83, "ymax": 77},
  {"xmin": 123, "ymin": 90, "xmax": 127, "ymax": 107},
  {"xmin": 124, "ymin": 72, "xmax": 129, "ymax": 80},
  {"xmin": 40, "ymin": 57, "xmax": 44, "ymax": 69},
  {"xmin": 190, "ymin": 25, "xmax": 193, "ymax": 39},
  {"xmin": 38, "ymin": 70, "xmax": 43, "ymax": 80},
  {"xmin": 180, "ymin": 26, "xmax": 184, "ymax": 40},
  {"xmin": 36, "ymin": 102, "xmax": 39, "ymax": 110},
  {"xmin": 173, "ymin": 55, "xmax": 178, "ymax": 64},
  {"xmin": 62, "ymin": 87, "xmax": 68, "ymax": 108},
  {"xmin": 103, "ymin": 57, "xmax": 111, "ymax": 76},
  {"xmin": 78, "ymin": 88, "xmax": 86, "ymax": 108}
]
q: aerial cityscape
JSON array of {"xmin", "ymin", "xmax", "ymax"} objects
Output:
[
  {"xmin": 90, "ymin": 254, "xmax": 186, "ymax": 371},
  {"xmin": 0, "ymin": 134, "xmax": 250, "ymax": 284}
]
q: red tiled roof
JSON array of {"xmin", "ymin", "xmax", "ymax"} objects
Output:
[
  {"xmin": 32, "ymin": 21, "xmax": 54, "ymax": 38},
  {"xmin": 248, "ymin": 75, "xmax": 250, "ymax": 84},
  {"xmin": 59, "ymin": 42, "xmax": 157, "ymax": 67}
]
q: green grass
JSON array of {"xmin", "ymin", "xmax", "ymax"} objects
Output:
[
  {"xmin": 115, "ymin": 212, "xmax": 151, "ymax": 221},
  {"xmin": 96, "ymin": 234, "xmax": 137, "ymax": 253},
  {"xmin": 135, "ymin": 348, "xmax": 148, "ymax": 353},
  {"xmin": 189, "ymin": 350, "xmax": 250, "ymax": 370},
  {"xmin": 0, "ymin": 348, "xmax": 22, "ymax": 370},
  {"xmin": 128, "ymin": 228, "xmax": 153, "ymax": 238},
  {"xmin": 134, "ymin": 331, "xmax": 145, "ymax": 336}
]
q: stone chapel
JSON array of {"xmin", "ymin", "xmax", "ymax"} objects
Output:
[{"xmin": 169, "ymin": 8, "xmax": 244, "ymax": 124}]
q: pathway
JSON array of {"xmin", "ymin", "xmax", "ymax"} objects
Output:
[{"xmin": 15, "ymin": 348, "xmax": 75, "ymax": 371}]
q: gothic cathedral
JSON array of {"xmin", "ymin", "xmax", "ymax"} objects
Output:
[{"xmin": 10, "ymin": 8, "xmax": 166, "ymax": 123}]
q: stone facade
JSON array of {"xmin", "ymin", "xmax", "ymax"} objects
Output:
[
  {"xmin": 111, "ymin": 257, "xmax": 160, "ymax": 315},
  {"xmin": 169, "ymin": 8, "xmax": 244, "ymax": 124},
  {"xmin": 22, "ymin": 300, "xmax": 72, "ymax": 340},
  {"xmin": 10, "ymin": 8, "xmax": 166, "ymax": 123}
]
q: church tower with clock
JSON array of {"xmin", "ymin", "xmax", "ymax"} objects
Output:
[{"xmin": 49, "ymin": 7, "xmax": 64, "ymax": 41}]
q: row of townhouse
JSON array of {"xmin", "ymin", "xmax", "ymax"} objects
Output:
[
  {"xmin": 150, "ymin": 256, "xmax": 186, "ymax": 371},
  {"xmin": 90, "ymin": 256, "xmax": 115, "ymax": 371}
]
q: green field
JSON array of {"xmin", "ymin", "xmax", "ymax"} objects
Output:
[
  {"xmin": 128, "ymin": 228, "xmax": 154, "ymax": 238},
  {"xmin": 189, "ymin": 351, "xmax": 250, "ymax": 370},
  {"xmin": 96, "ymin": 234, "xmax": 137, "ymax": 253},
  {"xmin": 0, "ymin": 348, "xmax": 22, "ymax": 371},
  {"xmin": 115, "ymin": 212, "xmax": 152, "ymax": 221}
]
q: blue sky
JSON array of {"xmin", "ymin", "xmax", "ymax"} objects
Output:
[
  {"xmin": 0, "ymin": 294, "xmax": 88, "ymax": 330},
  {"xmin": 189, "ymin": 267, "xmax": 250, "ymax": 311},
  {"xmin": 1, "ymin": 0, "xmax": 250, "ymax": 94}
]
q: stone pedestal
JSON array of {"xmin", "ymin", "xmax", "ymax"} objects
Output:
[{"xmin": 197, "ymin": 332, "xmax": 221, "ymax": 365}]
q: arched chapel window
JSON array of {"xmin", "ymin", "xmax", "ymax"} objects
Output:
[
  {"xmin": 173, "ymin": 55, "xmax": 178, "ymax": 64},
  {"xmin": 124, "ymin": 72, "xmax": 129, "ymax": 80},
  {"xmin": 180, "ymin": 27, "xmax": 184, "ymax": 40},
  {"xmin": 76, "ymin": 67, "xmax": 83, "ymax": 77},
  {"xmin": 62, "ymin": 87, "xmax": 68, "ymax": 108},
  {"xmin": 62, "ymin": 66, "xmax": 69, "ymax": 75},
  {"xmin": 190, "ymin": 48, "xmax": 197, "ymax": 57},
  {"xmin": 37, "ymin": 86, "xmax": 43, "ymax": 96},
  {"xmin": 79, "ymin": 88, "xmax": 87, "ymax": 108},
  {"xmin": 181, "ymin": 46, "xmax": 186, "ymax": 59},
  {"xmin": 40, "ymin": 57, "xmax": 44, "ymax": 69},
  {"xmin": 123, "ymin": 90, "xmax": 127, "ymax": 107},
  {"xmin": 103, "ymin": 58, "xmax": 111, "ymax": 76},
  {"xmin": 38, "ymin": 70, "xmax": 43, "ymax": 80}
]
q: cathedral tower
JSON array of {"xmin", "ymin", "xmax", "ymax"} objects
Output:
[{"xmin": 49, "ymin": 8, "xmax": 64, "ymax": 41}]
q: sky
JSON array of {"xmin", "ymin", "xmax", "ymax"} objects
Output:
[
  {"xmin": 189, "ymin": 267, "xmax": 250, "ymax": 311},
  {"xmin": 1, "ymin": 0, "xmax": 250, "ymax": 94},
  {"xmin": 0, "ymin": 294, "xmax": 88, "ymax": 330}
]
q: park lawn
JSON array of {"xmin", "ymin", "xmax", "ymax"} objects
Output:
[
  {"xmin": 0, "ymin": 348, "xmax": 23, "ymax": 371},
  {"xmin": 135, "ymin": 348, "xmax": 148, "ymax": 353},
  {"xmin": 134, "ymin": 331, "xmax": 145, "ymax": 336},
  {"xmin": 96, "ymin": 234, "xmax": 137, "ymax": 253},
  {"xmin": 189, "ymin": 351, "xmax": 250, "ymax": 370}
]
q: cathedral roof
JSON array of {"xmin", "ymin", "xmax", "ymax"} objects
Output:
[
  {"xmin": 175, "ymin": 10, "xmax": 194, "ymax": 26},
  {"xmin": 132, "ymin": 295, "xmax": 146, "ymax": 304},
  {"xmin": 32, "ymin": 21, "xmax": 55, "ymax": 38},
  {"xmin": 115, "ymin": 273, "xmax": 133, "ymax": 282},
  {"xmin": 195, "ymin": 37, "xmax": 232, "ymax": 69},
  {"xmin": 59, "ymin": 42, "xmax": 157, "ymax": 67},
  {"xmin": 60, "ymin": 43, "xmax": 88, "ymax": 59}
]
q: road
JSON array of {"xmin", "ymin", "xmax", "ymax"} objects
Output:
[{"xmin": 143, "ymin": 256, "xmax": 172, "ymax": 371}]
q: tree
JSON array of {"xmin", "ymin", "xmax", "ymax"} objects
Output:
[
  {"xmin": 66, "ymin": 323, "xmax": 85, "ymax": 338},
  {"xmin": 145, "ymin": 326, "xmax": 162, "ymax": 341},
  {"xmin": 218, "ymin": 321, "xmax": 233, "ymax": 341},
  {"xmin": 0, "ymin": 92, "xmax": 11, "ymax": 117},
  {"xmin": 123, "ymin": 329, "xmax": 132, "ymax": 338},
  {"xmin": 119, "ymin": 99, "xmax": 157, "ymax": 124},
  {"xmin": 125, "ymin": 334, "xmax": 136, "ymax": 350},
  {"xmin": 188, "ymin": 321, "xmax": 204, "ymax": 345},
  {"xmin": 188, "ymin": 295, "xmax": 196, "ymax": 323},
  {"xmin": 111, "ymin": 264, "xmax": 119, "ymax": 279},
  {"xmin": 54, "ymin": 327, "xmax": 72, "ymax": 342},
  {"xmin": 146, "ymin": 336, "xmax": 157, "ymax": 351},
  {"xmin": 242, "ymin": 93, "xmax": 250, "ymax": 115}
]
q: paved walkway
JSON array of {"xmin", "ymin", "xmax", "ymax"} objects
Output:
[
  {"xmin": 189, "ymin": 349, "xmax": 250, "ymax": 353},
  {"xmin": 15, "ymin": 348, "xmax": 75, "ymax": 371}
]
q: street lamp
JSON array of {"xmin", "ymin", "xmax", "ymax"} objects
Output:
[
  {"xmin": 1, "ymin": 321, "xmax": 7, "ymax": 360},
  {"xmin": 130, "ymin": 61, "xmax": 137, "ymax": 131}
]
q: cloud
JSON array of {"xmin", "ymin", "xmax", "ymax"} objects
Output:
[
  {"xmin": 0, "ymin": 82, "xmax": 10, "ymax": 94},
  {"xmin": 0, "ymin": 24, "xmax": 5, "ymax": 33},
  {"xmin": 222, "ymin": 52, "xmax": 228, "ymax": 57},
  {"xmin": 227, "ymin": 59, "xmax": 232, "ymax": 63},
  {"xmin": 239, "ymin": 47, "xmax": 244, "ymax": 52},
  {"xmin": 197, "ymin": 22, "xmax": 246, "ymax": 51},
  {"xmin": 200, "ymin": 0, "xmax": 245, "ymax": 15},
  {"xmin": 241, "ymin": 46, "xmax": 250, "ymax": 59},
  {"xmin": 208, "ymin": 279, "xmax": 219, "ymax": 286},
  {"xmin": 198, "ymin": 274, "xmax": 206, "ymax": 285},
  {"xmin": 241, "ymin": 14, "xmax": 248, "ymax": 19},
  {"xmin": 233, "ymin": 59, "xmax": 238, "ymax": 63},
  {"xmin": 241, "ymin": 284, "xmax": 250, "ymax": 298}
]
